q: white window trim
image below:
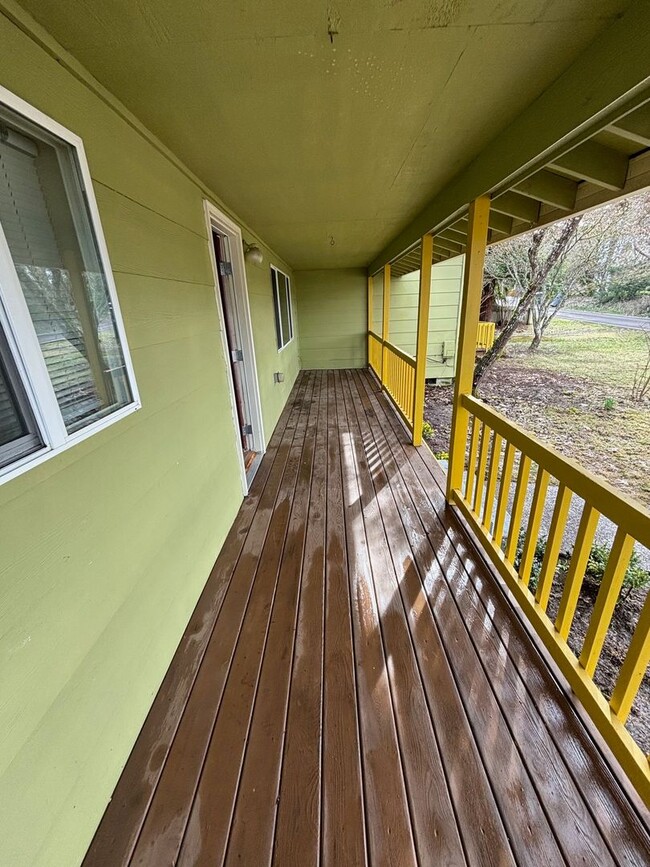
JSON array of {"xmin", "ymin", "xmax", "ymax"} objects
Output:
[
  {"xmin": 0, "ymin": 85, "xmax": 140, "ymax": 486},
  {"xmin": 270, "ymin": 264, "xmax": 294, "ymax": 352}
]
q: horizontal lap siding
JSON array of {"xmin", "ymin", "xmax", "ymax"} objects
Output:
[
  {"xmin": 0, "ymin": 12, "xmax": 299, "ymax": 867},
  {"xmin": 388, "ymin": 257, "xmax": 463, "ymax": 379},
  {"xmin": 295, "ymin": 268, "xmax": 367, "ymax": 370}
]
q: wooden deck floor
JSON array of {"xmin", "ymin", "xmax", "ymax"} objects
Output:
[{"xmin": 85, "ymin": 369, "xmax": 650, "ymax": 867}]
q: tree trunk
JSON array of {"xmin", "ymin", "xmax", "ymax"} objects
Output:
[
  {"xmin": 473, "ymin": 287, "xmax": 537, "ymax": 388},
  {"xmin": 473, "ymin": 216, "xmax": 583, "ymax": 388}
]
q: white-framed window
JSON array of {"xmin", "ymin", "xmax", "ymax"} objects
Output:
[
  {"xmin": 270, "ymin": 265, "xmax": 293, "ymax": 350},
  {"xmin": 0, "ymin": 86, "xmax": 140, "ymax": 484}
]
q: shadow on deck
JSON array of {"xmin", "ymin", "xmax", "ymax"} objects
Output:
[{"xmin": 84, "ymin": 369, "xmax": 650, "ymax": 866}]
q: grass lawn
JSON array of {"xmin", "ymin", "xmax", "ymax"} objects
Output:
[{"xmin": 479, "ymin": 319, "xmax": 650, "ymax": 507}]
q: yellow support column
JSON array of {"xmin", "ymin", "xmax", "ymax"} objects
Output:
[
  {"xmin": 381, "ymin": 263, "xmax": 391, "ymax": 385},
  {"xmin": 367, "ymin": 274, "xmax": 373, "ymax": 368},
  {"xmin": 446, "ymin": 195, "xmax": 491, "ymax": 502},
  {"xmin": 412, "ymin": 234, "xmax": 433, "ymax": 446}
]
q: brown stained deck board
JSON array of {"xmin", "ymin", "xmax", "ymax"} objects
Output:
[
  {"xmin": 223, "ymin": 372, "xmax": 322, "ymax": 864},
  {"xmin": 321, "ymin": 370, "xmax": 367, "ymax": 866},
  {"xmin": 82, "ymin": 373, "xmax": 311, "ymax": 866},
  {"xmin": 350, "ymin": 372, "xmax": 607, "ymax": 865},
  {"xmin": 272, "ymin": 372, "xmax": 328, "ymax": 865},
  {"xmin": 338, "ymin": 372, "xmax": 467, "ymax": 867},
  {"xmin": 84, "ymin": 369, "xmax": 650, "ymax": 867},
  {"xmin": 335, "ymin": 371, "xmax": 418, "ymax": 867},
  {"xmin": 125, "ymin": 373, "xmax": 317, "ymax": 866},
  {"xmin": 174, "ymin": 374, "xmax": 319, "ymax": 866},
  {"xmin": 356, "ymin": 370, "xmax": 650, "ymax": 867}
]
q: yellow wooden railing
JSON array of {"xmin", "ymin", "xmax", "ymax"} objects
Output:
[
  {"xmin": 382, "ymin": 341, "xmax": 416, "ymax": 428},
  {"xmin": 368, "ymin": 236, "xmax": 433, "ymax": 445},
  {"xmin": 371, "ymin": 195, "xmax": 650, "ymax": 805},
  {"xmin": 450, "ymin": 393, "xmax": 650, "ymax": 803},
  {"xmin": 477, "ymin": 320, "xmax": 496, "ymax": 350},
  {"xmin": 367, "ymin": 330, "xmax": 417, "ymax": 429},
  {"xmin": 368, "ymin": 330, "xmax": 383, "ymax": 379},
  {"xmin": 366, "ymin": 197, "xmax": 650, "ymax": 802},
  {"xmin": 367, "ymin": 247, "xmax": 494, "ymax": 444}
]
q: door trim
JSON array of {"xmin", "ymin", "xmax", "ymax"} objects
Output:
[{"xmin": 204, "ymin": 200, "xmax": 265, "ymax": 495}]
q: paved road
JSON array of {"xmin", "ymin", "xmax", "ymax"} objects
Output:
[{"xmin": 558, "ymin": 309, "xmax": 650, "ymax": 330}]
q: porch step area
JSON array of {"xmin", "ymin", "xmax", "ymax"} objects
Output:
[{"xmin": 84, "ymin": 369, "xmax": 650, "ymax": 866}]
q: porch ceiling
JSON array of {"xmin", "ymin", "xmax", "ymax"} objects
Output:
[{"xmin": 15, "ymin": 0, "xmax": 633, "ymax": 269}]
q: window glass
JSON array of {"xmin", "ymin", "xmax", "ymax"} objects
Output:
[
  {"xmin": 0, "ymin": 322, "xmax": 41, "ymax": 467},
  {"xmin": 271, "ymin": 267, "xmax": 293, "ymax": 349},
  {"xmin": 0, "ymin": 111, "xmax": 132, "ymax": 432}
]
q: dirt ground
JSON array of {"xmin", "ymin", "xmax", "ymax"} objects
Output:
[
  {"xmin": 425, "ymin": 321, "xmax": 650, "ymax": 507},
  {"xmin": 423, "ymin": 319, "xmax": 650, "ymax": 750}
]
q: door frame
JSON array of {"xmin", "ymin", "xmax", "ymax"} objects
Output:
[{"xmin": 204, "ymin": 200, "xmax": 265, "ymax": 494}]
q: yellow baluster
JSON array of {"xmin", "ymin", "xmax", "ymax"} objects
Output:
[
  {"xmin": 555, "ymin": 504, "xmax": 600, "ymax": 639},
  {"xmin": 493, "ymin": 442, "xmax": 516, "ymax": 548},
  {"xmin": 611, "ymin": 590, "xmax": 650, "ymax": 722},
  {"xmin": 505, "ymin": 454, "xmax": 532, "ymax": 563},
  {"xmin": 482, "ymin": 433, "xmax": 503, "ymax": 530},
  {"xmin": 536, "ymin": 484, "xmax": 572, "ymax": 610},
  {"xmin": 580, "ymin": 528, "xmax": 635, "ymax": 676}
]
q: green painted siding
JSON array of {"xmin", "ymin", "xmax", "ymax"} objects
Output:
[
  {"xmin": 295, "ymin": 268, "xmax": 366, "ymax": 369},
  {"xmin": 389, "ymin": 256, "xmax": 463, "ymax": 380},
  {"xmin": 0, "ymin": 12, "xmax": 299, "ymax": 867}
]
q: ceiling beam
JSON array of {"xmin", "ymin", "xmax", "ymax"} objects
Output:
[
  {"xmin": 369, "ymin": 2, "xmax": 650, "ymax": 274},
  {"xmin": 491, "ymin": 191, "xmax": 540, "ymax": 222},
  {"xmin": 457, "ymin": 211, "xmax": 513, "ymax": 236},
  {"xmin": 608, "ymin": 101, "xmax": 650, "ymax": 148},
  {"xmin": 437, "ymin": 229, "xmax": 467, "ymax": 247},
  {"xmin": 549, "ymin": 140, "xmax": 629, "ymax": 190},
  {"xmin": 514, "ymin": 169, "xmax": 578, "ymax": 210},
  {"xmin": 433, "ymin": 237, "xmax": 464, "ymax": 255}
]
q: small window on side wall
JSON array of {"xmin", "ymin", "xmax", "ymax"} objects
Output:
[
  {"xmin": 270, "ymin": 266, "xmax": 293, "ymax": 350},
  {"xmin": 0, "ymin": 87, "xmax": 139, "ymax": 483}
]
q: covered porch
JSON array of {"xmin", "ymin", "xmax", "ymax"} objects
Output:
[{"xmin": 84, "ymin": 369, "xmax": 649, "ymax": 866}]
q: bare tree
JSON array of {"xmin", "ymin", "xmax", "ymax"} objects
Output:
[
  {"xmin": 529, "ymin": 211, "xmax": 614, "ymax": 350},
  {"xmin": 473, "ymin": 216, "xmax": 583, "ymax": 388}
]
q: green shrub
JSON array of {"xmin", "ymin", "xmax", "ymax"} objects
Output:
[
  {"xmin": 513, "ymin": 531, "xmax": 549, "ymax": 593},
  {"xmin": 583, "ymin": 541, "xmax": 650, "ymax": 597},
  {"xmin": 603, "ymin": 397, "xmax": 615, "ymax": 411},
  {"xmin": 513, "ymin": 532, "xmax": 650, "ymax": 603},
  {"xmin": 422, "ymin": 421, "xmax": 435, "ymax": 439},
  {"xmin": 595, "ymin": 265, "xmax": 650, "ymax": 304}
]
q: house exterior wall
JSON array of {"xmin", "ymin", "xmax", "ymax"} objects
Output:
[
  {"xmin": 0, "ymin": 12, "xmax": 299, "ymax": 867},
  {"xmin": 388, "ymin": 256, "xmax": 464, "ymax": 380},
  {"xmin": 295, "ymin": 268, "xmax": 367, "ymax": 369}
]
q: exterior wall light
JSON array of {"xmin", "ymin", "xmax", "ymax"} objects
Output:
[{"xmin": 243, "ymin": 241, "xmax": 264, "ymax": 266}]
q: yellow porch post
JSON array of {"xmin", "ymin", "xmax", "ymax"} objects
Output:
[
  {"xmin": 412, "ymin": 234, "xmax": 433, "ymax": 446},
  {"xmin": 367, "ymin": 274, "xmax": 373, "ymax": 367},
  {"xmin": 446, "ymin": 195, "xmax": 490, "ymax": 502},
  {"xmin": 381, "ymin": 263, "xmax": 391, "ymax": 384}
]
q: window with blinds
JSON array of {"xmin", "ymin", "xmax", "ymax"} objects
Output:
[
  {"xmin": 270, "ymin": 266, "xmax": 293, "ymax": 350},
  {"xmin": 0, "ymin": 326, "xmax": 41, "ymax": 469},
  {"xmin": 0, "ymin": 91, "xmax": 139, "ymax": 480}
]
